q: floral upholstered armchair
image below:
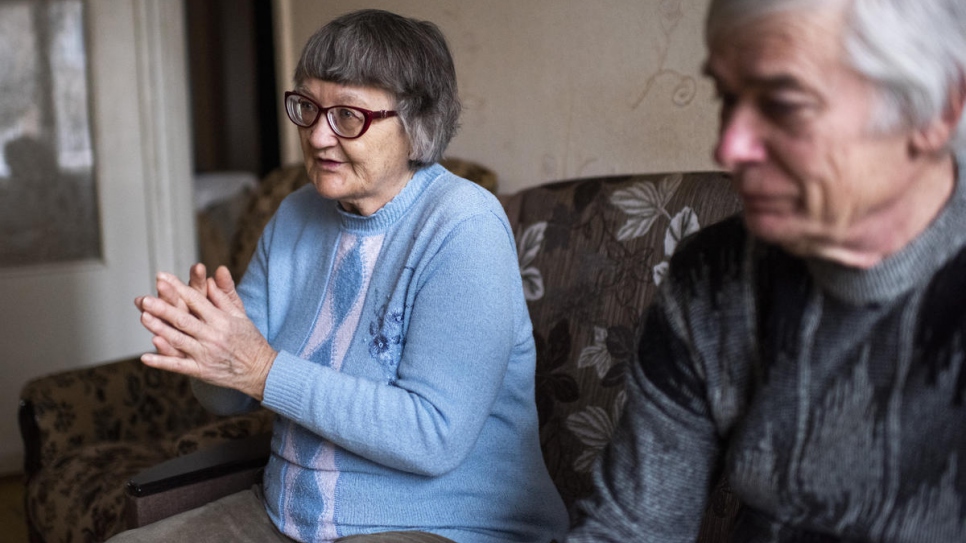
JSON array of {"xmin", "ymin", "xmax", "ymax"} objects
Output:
[
  {"xmin": 19, "ymin": 165, "xmax": 742, "ymax": 543},
  {"xmin": 18, "ymin": 358, "xmax": 276, "ymax": 543}
]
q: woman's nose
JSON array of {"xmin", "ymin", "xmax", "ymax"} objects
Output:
[
  {"xmin": 307, "ymin": 115, "xmax": 339, "ymax": 147},
  {"xmin": 713, "ymin": 105, "xmax": 766, "ymax": 170}
]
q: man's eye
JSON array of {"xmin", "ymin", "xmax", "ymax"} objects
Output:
[
  {"xmin": 714, "ymin": 91, "xmax": 737, "ymax": 124},
  {"xmin": 759, "ymin": 98, "xmax": 804, "ymax": 122},
  {"xmin": 715, "ymin": 91, "xmax": 737, "ymax": 111}
]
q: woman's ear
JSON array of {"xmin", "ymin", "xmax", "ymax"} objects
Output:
[{"xmin": 911, "ymin": 77, "xmax": 966, "ymax": 155}]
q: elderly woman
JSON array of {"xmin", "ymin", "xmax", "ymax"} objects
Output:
[{"xmin": 121, "ymin": 9, "xmax": 567, "ymax": 543}]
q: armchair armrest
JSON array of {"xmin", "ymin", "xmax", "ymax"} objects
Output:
[
  {"xmin": 125, "ymin": 432, "xmax": 272, "ymax": 528},
  {"xmin": 19, "ymin": 357, "xmax": 217, "ymax": 476}
]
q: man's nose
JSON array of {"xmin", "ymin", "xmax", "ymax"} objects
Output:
[{"xmin": 713, "ymin": 105, "xmax": 766, "ymax": 170}]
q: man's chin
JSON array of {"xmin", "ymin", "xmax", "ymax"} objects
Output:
[
  {"xmin": 744, "ymin": 214, "xmax": 842, "ymax": 260},
  {"xmin": 743, "ymin": 211, "xmax": 792, "ymax": 242},
  {"xmin": 743, "ymin": 213, "xmax": 809, "ymax": 250}
]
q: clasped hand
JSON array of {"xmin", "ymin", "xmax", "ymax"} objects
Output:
[{"xmin": 134, "ymin": 264, "xmax": 276, "ymax": 401}]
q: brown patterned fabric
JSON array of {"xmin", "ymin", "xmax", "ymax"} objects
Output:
[
  {"xmin": 26, "ymin": 443, "xmax": 164, "ymax": 543},
  {"xmin": 19, "ymin": 167, "xmax": 744, "ymax": 543},
  {"xmin": 20, "ymin": 358, "xmax": 216, "ymax": 473},
  {"xmin": 19, "ymin": 358, "xmax": 273, "ymax": 543},
  {"xmin": 503, "ymin": 171, "xmax": 743, "ymax": 537}
]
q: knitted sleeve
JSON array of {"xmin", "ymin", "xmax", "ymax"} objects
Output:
[
  {"xmin": 262, "ymin": 210, "xmax": 521, "ymax": 476},
  {"xmin": 566, "ymin": 283, "xmax": 723, "ymax": 542}
]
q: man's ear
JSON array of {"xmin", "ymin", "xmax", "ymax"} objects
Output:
[{"xmin": 911, "ymin": 76, "xmax": 966, "ymax": 155}]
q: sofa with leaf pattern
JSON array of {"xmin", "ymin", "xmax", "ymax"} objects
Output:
[
  {"xmin": 502, "ymin": 170, "xmax": 742, "ymax": 539},
  {"xmin": 19, "ymin": 164, "xmax": 742, "ymax": 543}
]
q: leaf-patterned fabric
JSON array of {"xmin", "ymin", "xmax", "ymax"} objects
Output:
[{"xmin": 502, "ymin": 171, "xmax": 743, "ymax": 539}]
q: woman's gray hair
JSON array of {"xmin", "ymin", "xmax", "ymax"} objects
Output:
[
  {"xmin": 706, "ymin": 0, "xmax": 966, "ymax": 154},
  {"xmin": 294, "ymin": 9, "xmax": 461, "ymax": 168}
]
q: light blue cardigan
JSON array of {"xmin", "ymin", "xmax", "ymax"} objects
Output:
[{"xmin": 193, "ymin": 164, "xmax": 568, "ymax": 543}]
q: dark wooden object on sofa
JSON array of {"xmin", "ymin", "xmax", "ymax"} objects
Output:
[{"xmin": 124, "ymin": 432, "xmax": 271, "ymax": 528}]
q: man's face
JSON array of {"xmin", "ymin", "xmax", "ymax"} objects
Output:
[{"xmin": 705, "ymin": 8, "xmax": 923, "ymax": 259}]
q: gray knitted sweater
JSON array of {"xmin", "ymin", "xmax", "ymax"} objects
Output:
[{"xmin": 567, "ymin": 158, "xmax": 966, "ymax": 543}]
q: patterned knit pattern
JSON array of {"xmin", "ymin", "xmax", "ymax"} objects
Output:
[
  {"xmin": 567, "ymin": 156, "xmax": 966, "ymax": 543},
  {"xmin": 280, "ymin": 232, "xmax": 383, "ymax": 541},
  {"xmin": 195, "ymin": 164, "xmax": 568, "ymax": 543}
]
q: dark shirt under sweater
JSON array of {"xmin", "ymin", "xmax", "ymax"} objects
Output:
[{"xmin": 567, "ymin": 157, "xmax": 966, "ymax": 543}]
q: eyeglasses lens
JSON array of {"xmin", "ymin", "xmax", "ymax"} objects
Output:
[
  {"xmin": 286, "ymin": 95, "xmax": 318, "ymax": 128},
  {"xmin": 328, "ymin": 107, "xmax": 366, "ymax": 138}
]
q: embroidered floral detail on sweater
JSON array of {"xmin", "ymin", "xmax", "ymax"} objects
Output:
[{"xmin": 368, "ymin": 303, "xmax": 405, "ymax": 383}]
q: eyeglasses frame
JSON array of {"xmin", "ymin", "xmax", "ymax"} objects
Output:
[{"xmin": 284, "ymin": 91, "xmax": 398, "ymax": 140}]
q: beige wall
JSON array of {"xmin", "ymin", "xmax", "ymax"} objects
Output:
[{"xmin": 273, "ymin": 0, "xmax": 720, "ymax": 195}]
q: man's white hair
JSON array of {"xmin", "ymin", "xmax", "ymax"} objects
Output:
[{"xmin": 706, "ymin": 0, "xmax": 966, "ymax": 153}]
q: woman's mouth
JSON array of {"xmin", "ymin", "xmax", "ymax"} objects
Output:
[{"xmin": 315, "ymin": 157, "xmax": 343, "ymax": 169}]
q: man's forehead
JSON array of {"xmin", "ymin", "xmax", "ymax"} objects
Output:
[{"xmin": 704, "ymin": 11, "xmax": 844, "ymax": 90}]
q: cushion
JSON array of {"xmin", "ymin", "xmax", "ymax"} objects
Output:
[{"xmin": 25, "ymin": 442, "xmax": 167, "ymax": 543}]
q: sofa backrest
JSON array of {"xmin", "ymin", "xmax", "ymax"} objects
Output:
[{"xmin": 501, "ymin": 171, "xmax": 742, "ymax": 511}]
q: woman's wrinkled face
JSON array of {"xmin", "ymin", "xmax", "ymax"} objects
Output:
[
  {"xmin": 296, "ymin": 78, "xmax": 413, "ymax": 216},
  {"xmin": 705, "ymin": 8, "xmax": 923, "ymax": 260}
]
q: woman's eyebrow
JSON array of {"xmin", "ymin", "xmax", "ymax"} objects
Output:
[{"xmin": 292, "ymin": 86, "xmax": 366, "ymax": 102}]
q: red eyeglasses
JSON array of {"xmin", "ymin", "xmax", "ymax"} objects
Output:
[{"xmin": 284, "ymin": 91, "xmax": 398, "ymax": 139}]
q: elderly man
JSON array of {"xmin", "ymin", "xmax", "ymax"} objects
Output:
[{"xmin": 566, "ymin": 0, "xmax": 966, "ymax": 542}]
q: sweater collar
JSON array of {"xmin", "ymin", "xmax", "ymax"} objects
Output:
[
  {"xmin": 337, "ymin": 163, "xmax": 445, "ymax": 233},
  {"xmin": 807, "ymin": 153, "xmax": 966, "ymax": 305}
]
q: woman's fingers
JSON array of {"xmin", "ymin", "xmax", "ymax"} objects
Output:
[
  {"xmin": 137, "ymin": 264, "xmax": 228, "ymax": 369},
  {"xmin": 136, "ymin": 267, "xmax": 275, "ymax": 399},
  {"xmin": 157, "ymin": 279, "xmax": 189, "ymax": 313},
  {"xmin": 139, "ymin": 302, "xmax": 201, "ymax": 353},
  {"xmin": 214, "ymin": 265, "xmax": 235, "ymax": 290},
  {"xmin": 207, "ymin": 277, "xmax": 247, "ymax": 317},
  {"xmin": 152, "ymin": 335, "xmax": 185, "ymax": 358},
  {"xmin": 153, "ymin": 263, "xmax": 210, "ymax": 316},
  {"xmin": 141, "ymin": 351, "xmax": 203, "ymax": 379},
  {"xmin": 189, "ymin": 263, "xmax": 208, "ymax": 293},
  {"xmin": 157, "ymin": 272, "xmax": 221, "ymax": 324},
  {"xmin": 214, "ymin": 266, "xmax": 246, "ymax": 312}
]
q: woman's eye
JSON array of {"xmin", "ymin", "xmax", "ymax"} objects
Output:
[
  {"xmin": 337, "ymin": 108, "xmax": 361, "ymax": 121},
  {"xmin": 299, "ymin": 99, "xmax": 318, "ymax": 114}
]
